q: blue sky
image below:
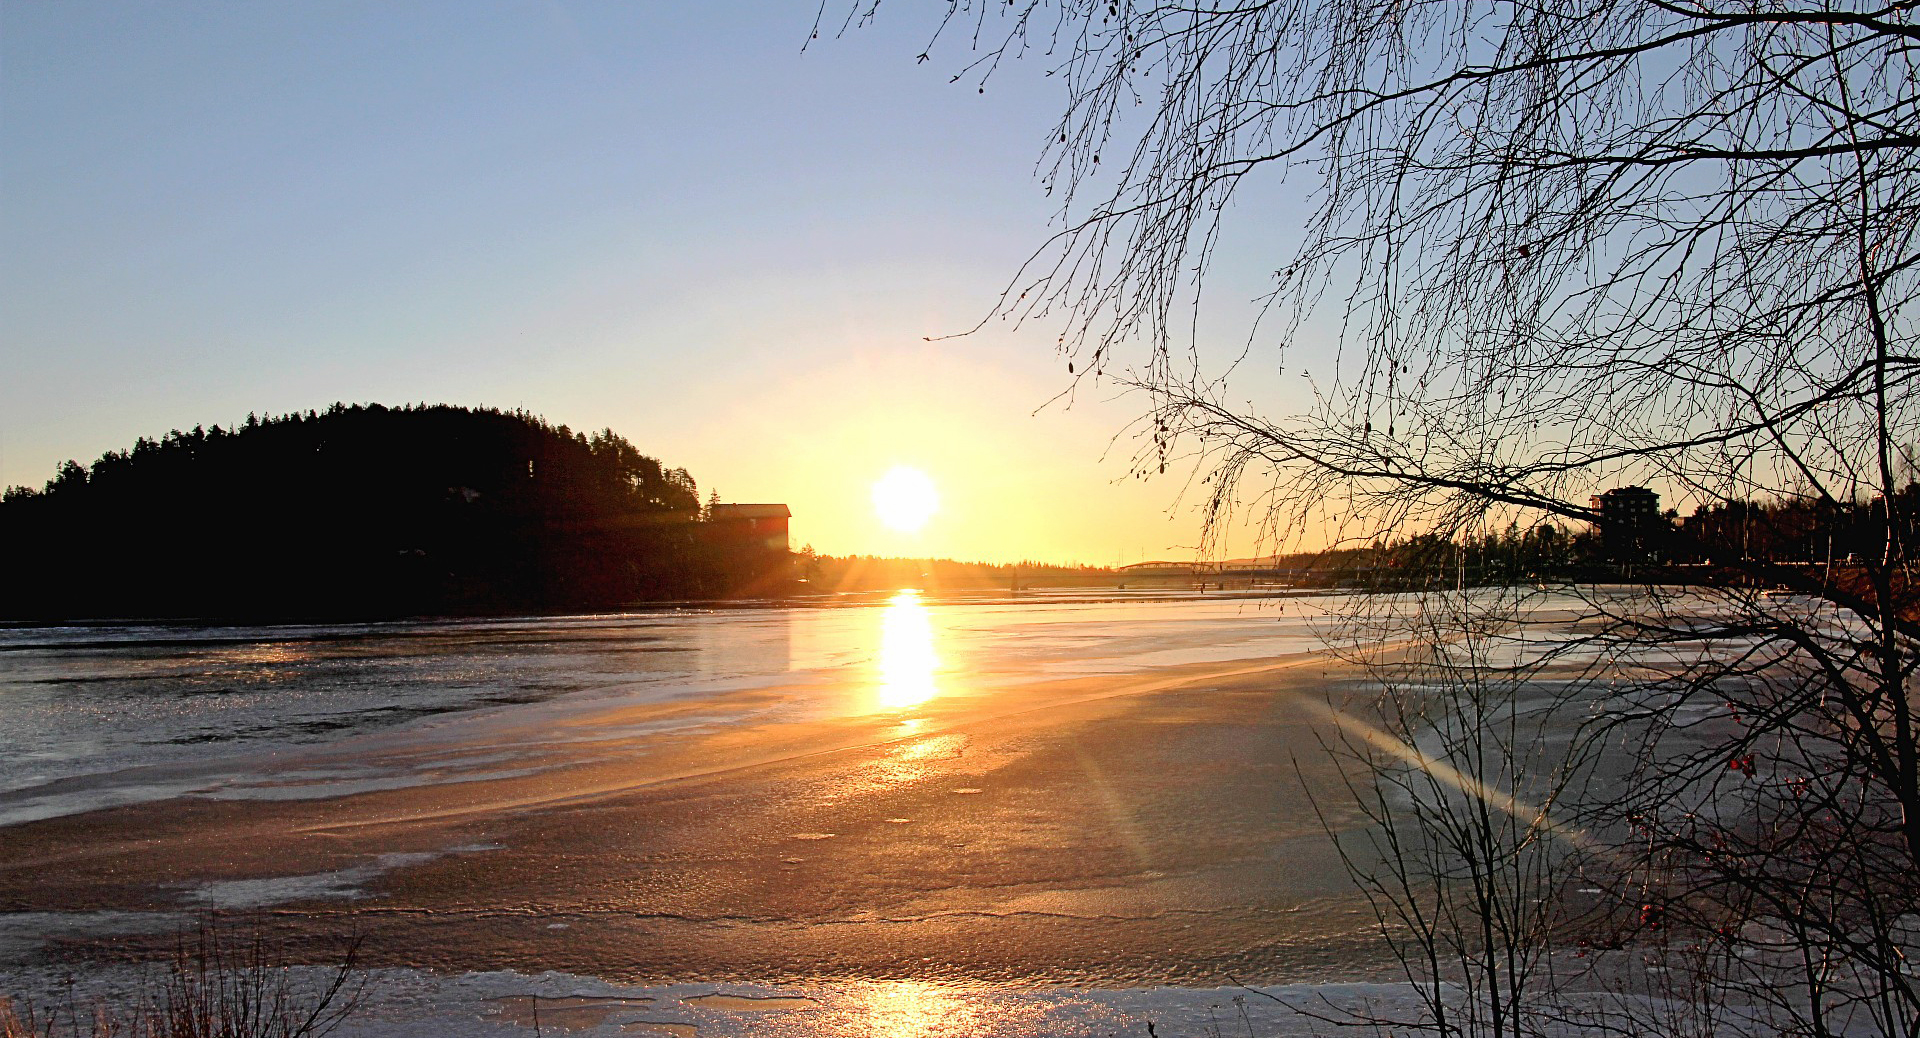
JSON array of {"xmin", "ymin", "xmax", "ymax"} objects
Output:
[{"xmin": 2, "ymin": 1, "xmax": 1316, "ymax": 563}]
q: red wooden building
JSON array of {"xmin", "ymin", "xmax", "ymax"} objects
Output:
[{"xmin": 706, "ymin": 503, "xmax": 792, "ymax": 595}]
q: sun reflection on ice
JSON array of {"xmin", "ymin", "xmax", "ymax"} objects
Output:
[
  {"xmin": 877, "ymin": 590, "xmax": 940, "ymax": 711},
  {"xmin": 846, "ymin": 981, "xmax": 987, "ymax": 1038},
  {"xmin": 797, "ymin": 982, "xmax": 1105, "ymax": 1036}
]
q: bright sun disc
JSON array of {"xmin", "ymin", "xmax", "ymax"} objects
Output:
[{"xmin": 873, "ymin": 466, "xmax": 939, "ymax": 533}]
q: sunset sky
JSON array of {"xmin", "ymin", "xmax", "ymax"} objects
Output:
[{"xmin": 2, "ymin": 2, "xmax": 1325, "ymax": 564}]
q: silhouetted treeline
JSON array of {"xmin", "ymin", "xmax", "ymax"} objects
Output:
[
  {"xmin": 1283, "ymin": 482, "xmax": 1920, "ymax": 589},
  {"xmin": 1, "ymin": 403, "xmax": 719, "ymax": 620},
  {"xmin": 1246, "ymin": 524, "xmax": 1593, "ymax": 591},
  {"xmin": 1672, "ymin": 486, "xmax": 1920, "ymax": 564}
]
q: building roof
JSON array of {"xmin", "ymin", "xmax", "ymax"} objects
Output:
[{"xmin": 709, "ymin": 503, "xmax": 791, "ymax": 519}]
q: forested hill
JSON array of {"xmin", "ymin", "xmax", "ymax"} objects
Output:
[{"xmin": 1, "ymin": 404, "xmax": 713, "ymax": 620}]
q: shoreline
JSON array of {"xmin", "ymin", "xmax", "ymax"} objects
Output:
[{"xmin": 0, "ymin": 584, "xmax": 1322, "ymax": 631}]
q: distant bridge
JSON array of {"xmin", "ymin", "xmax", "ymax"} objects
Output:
[{"xmin": 1117, "ymin": 560, "xmax": 1313, "ymax": 584}]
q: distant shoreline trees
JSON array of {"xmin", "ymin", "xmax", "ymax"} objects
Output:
[
  {"xmin": 14, "ymin": 399, "xmax": 1907, "ymax": 622},
  {"xmin": 0, "ymin": 404, "xmax": 718, "ymax": 620},
  {"xmin": 1298, "ymin": 478, "xmax": 1920, "ymax": 591},
  {"xmin": 806, "ymin": 553, "xmax": 1120, "ymax": 593}
]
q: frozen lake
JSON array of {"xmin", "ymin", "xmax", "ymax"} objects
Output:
[
  {"xmin": 0, "ymin": 590, "xmax": 1336, "ymax": 829},
  {"xmin": 0, "ymin": 587, "xmax": 1683, "ymax": 1034}
]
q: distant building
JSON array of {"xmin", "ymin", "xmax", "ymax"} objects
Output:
[
  {"xmin": 1591, "ymin": 486, "xmax": 1661, "ymax": 563},
  {"xmin": 707, "ymin": 503, "xmax": 790, "ymax": 553},
  {"xmin": 706, "ymin": 503, "xmax": 792, "ymax": 596}
]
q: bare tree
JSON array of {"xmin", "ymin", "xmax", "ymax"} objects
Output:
[
  {"xmin": 849, "ymin": 2, "xmax": 1920, "ymax": 1034},
  {"xmin": 1296, "ymin": 588, "xmax": 1605, "ymax": 1038}
]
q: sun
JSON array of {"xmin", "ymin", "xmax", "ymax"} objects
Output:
[{"xmin": 873, "ymin": 466, "xmax": 939, "ymax": 533}]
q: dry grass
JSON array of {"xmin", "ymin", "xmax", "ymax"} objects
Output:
[{"xmin": 2, "ymin": 922, "xmax": 362, "ymax": 1038}]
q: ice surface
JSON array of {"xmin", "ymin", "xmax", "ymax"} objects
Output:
[
  {"xmin": 1, "ymin": 962, "xmax": 1838, "ymax": 1037},
  {"xmin": 0, "ymin": 594, "xmax": 1348, "ymax": 825},
  {"xmin": 0, "ymin": 589, "xmax": 1870, "ymax": 1035},
  {"xmin": 0, "ymin": 963, "xmax": 1461, "ymax": 1038}
]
